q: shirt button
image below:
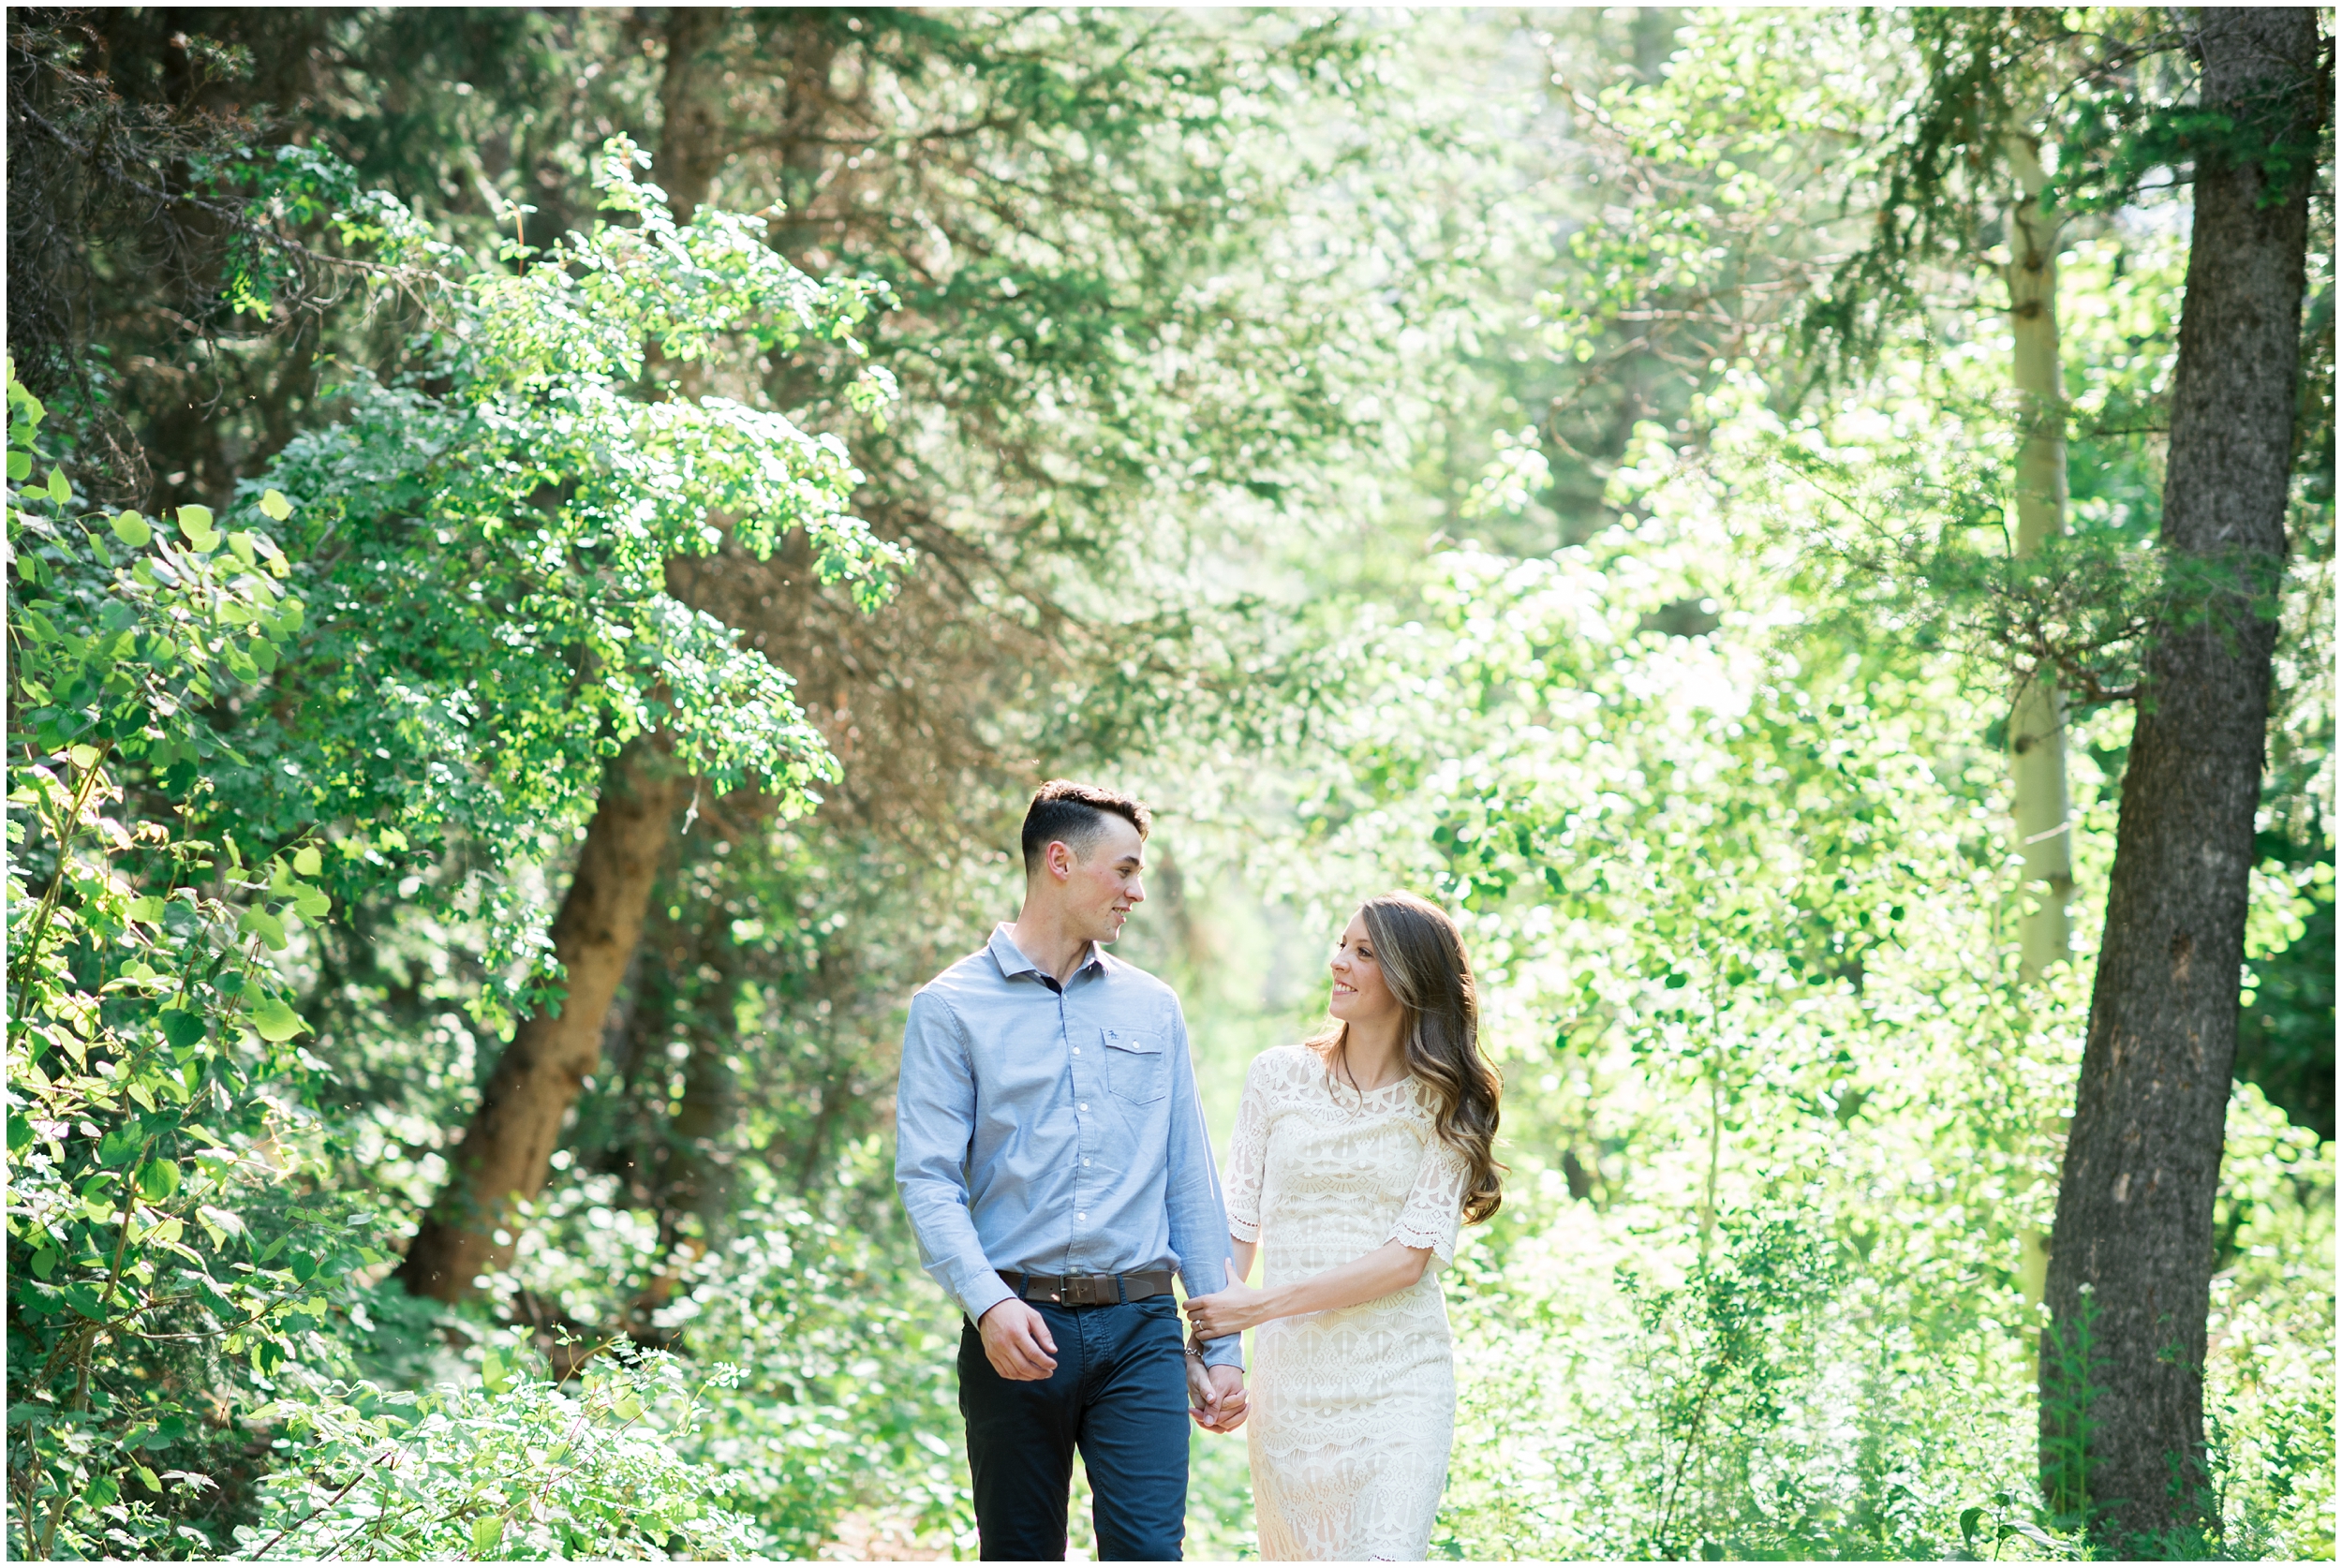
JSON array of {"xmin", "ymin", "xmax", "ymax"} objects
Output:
[
  {"xmin": 1073, "ymin": 1047, "xmax": 1081, "ymax": 1056},
  {"xmin": 1079, "ymin": 1102, "xmax": 1089, "ymax": 1112},
  {"xmin": 1083, "ymin": 1159, "xmax": 1091, "ymax": 1167},
  {"xmin": 1077, "ymin": 1213, "xmax": 1088, "ymax": 1221}
]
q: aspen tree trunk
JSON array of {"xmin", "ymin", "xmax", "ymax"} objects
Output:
[
  {"xmin": 2039, "ymin": 7, "xmax": 2321, "ymax": 1544},
  {"xmin": 2004, "ymin": 135, "xmax": 2074, "ymax": 983},
  {"xmin": 2005, "ymin": 134, "xmax": 2070, "ymax": 1327},
  {"xmin": 401, "ymin": 735, "xmax": 687, "ymax": 1298}
]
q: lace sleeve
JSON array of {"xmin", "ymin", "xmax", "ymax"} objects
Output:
[
  {"xmin": 1223, "ymin": 1054, "xmax": 1274, "ymax": 1242},
  {"xmin": 1388, "ymin": 1132, "xmax": 1470, "ymax": 1266}
]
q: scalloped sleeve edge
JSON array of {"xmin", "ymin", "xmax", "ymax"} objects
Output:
[{"xmin": 1387, "ymin": 1217, "xmax": 1455, "ymax": 1266}]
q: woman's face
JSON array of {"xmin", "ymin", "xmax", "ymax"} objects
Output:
[{"xmin": 1328, "ymin": 911, "xmax": 1401, "ymax": 1027}]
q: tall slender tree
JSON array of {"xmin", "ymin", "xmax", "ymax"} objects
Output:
[
  {"xmin": 2040, "ymin": 8, "xmax": 2326, "ymax": 1545},
  {"xmin": 2003, "ymin": 132, "xmax": 2076, "ymax": 983}
]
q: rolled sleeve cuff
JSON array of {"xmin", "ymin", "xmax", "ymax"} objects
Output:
[{"xmin": 1198, "ymin": 1332, "xmax": 1244, "ymax": 1371}]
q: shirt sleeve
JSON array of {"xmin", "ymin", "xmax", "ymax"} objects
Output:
[
  {"xmin": 894, "ymin": 988, "xmax": 1014, "ymax": 1324},
  {"xmin": 1223, "ymin": 1053, "xmax": 1272, "ymax": 1243},
  {"xmin": 1163, "ymin": 998, "xmax": 1244, "ymax": 1370},
  {"xmin": 1388, "ymin": 1129, "xmax": 1471, "ymax": 1268}
]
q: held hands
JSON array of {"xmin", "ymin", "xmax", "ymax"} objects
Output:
[
  {"xmin": 976, "ymin": 1297, "xmax": 1059, "ymax": 1381},
  {"xmin": 1186, "ymin": 1358, "xmax": 1248, "ymax": 1434}
]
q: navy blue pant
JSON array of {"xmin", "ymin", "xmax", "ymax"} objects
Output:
[{"xmin": 959, "ymin": 1296, "xmax": 1189, "ymax": 1561}]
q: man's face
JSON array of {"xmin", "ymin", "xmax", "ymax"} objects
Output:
[{"xmin": 1045, "ymin": 815, "xmax": 1147, "ymax": 945}]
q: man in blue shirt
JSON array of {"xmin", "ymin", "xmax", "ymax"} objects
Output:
[{"xmin": 897, "ymin": 780, "xmax": 1245, "ymax": 1561}]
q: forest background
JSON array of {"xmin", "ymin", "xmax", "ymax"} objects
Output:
[{"xmin": 5, "ymin": 6, "xmax": 2332, "ymax": 1562}]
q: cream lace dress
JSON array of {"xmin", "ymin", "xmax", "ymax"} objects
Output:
[{"xmin": 1223, "ymin": 1044, "xmax": 1471, "ymax": 1562}]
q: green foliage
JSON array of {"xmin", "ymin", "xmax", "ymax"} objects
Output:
[
  {"xmin": 233, "ymin": 1346, "xmax": 755, "ymax": 1560},
  {"xmin": 1623, "ymin": 1220, "xmax": 1846, "ymax": 1559},
  {"xmin": 7, "ymin": 366, "xmax": 385, "ymax": 1559},
  {"xmin": 1178, "ymin": 368, "xmax": 2331, "ymax": 1559},
  {"xmin": 7, "ymin": 11, "xmax": 2333, "ymax": 1563},
  {"xmin": 212, "ymin": 137, "xmax": 902, "ymax": 1010},
  {"xmin": 6, "ymin": 128, "xmax": 920, "ymax": 1553}
]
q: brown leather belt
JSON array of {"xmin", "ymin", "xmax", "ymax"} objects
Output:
[{"xmin": 999, "ymin": 1268, "xmax": 1175, "ymax": 1307}]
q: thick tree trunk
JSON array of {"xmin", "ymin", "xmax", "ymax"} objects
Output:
[
  {"xmin": 2004, "ymin": 134, "xmax": 2074, "ymax": 984},
  {"xmin": 401, "ymin": 734, "xmax": 687, "ymax": 1300},
  {"xmin": 2038, "ymin": 8, "xmax": 2320, "ymax": 1546},
  {"xmin": 655, "ymin": 7, "xmax": 730, "ymax": 227}
]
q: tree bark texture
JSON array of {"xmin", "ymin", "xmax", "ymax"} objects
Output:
[
  {"xmin": 2039, "ymin": 7, "xmax": 2320, "ymax": 1545},
  {"xmin": 655, "ymin": 7, "xmax": 730, "ymax": 227},
  {"xmin": 401, "ymin": 734, "xmax": 687, "ymax": 1300},
  {"xmin": 2005, "ymin": 134, "xmax": 2075, "ymax": 983}
]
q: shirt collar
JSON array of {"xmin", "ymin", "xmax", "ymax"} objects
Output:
[{"xmin": 987, "ymin": 923, "xmax": 1104, "ymax": 985}]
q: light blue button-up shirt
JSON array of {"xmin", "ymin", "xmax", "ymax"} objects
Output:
[{"xmin": 896, "ymin": 925, "xmax": 1241, "ymax": 1368}]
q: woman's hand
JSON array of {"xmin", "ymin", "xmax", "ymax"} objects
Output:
[
  {"xmin": 1187, "ymin": 1240, "xmax": 1432, "ymax": 1338},
  {"xmin": 1183, "ymin": 1279, "xmax": 1275, "ymax": 1339}
]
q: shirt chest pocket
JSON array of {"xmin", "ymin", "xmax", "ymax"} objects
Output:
[{"xmin": 1102, "ymin": 1028, "xmax": 1166, "ymax": 1104}]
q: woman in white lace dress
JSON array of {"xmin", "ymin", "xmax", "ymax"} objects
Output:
[{"xmin": 1184, "ymin": 892, "xmax": 1504, "ymax": 1561}]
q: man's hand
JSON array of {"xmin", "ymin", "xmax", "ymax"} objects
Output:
[
  {"xmin": 1186, "ymin": 1361, "xmax": 1247, "ymax": 1433},
  {"xmin": 977, "ymin": 1297, "xmax": 1059, "ymax": 1381}
]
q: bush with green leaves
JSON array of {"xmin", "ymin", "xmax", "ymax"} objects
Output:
[
  {"xmin": 209, "ymin": 133, "xmax": 906, "ymax": 1005},
  {"xmin": 231, "ymin": 1346, "xmax": 756, "ymax": 1561},
  {"xmin": 7, "ymin": 366, "xmax": 389, "ymax": 1558}
]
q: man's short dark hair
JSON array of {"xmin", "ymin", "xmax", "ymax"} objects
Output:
[{"xmin": 1021, "ymin": 780, "xmax": 1151, "ymax": 876}]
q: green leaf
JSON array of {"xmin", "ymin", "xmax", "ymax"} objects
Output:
[
  {"xmin": 228, "ymin": 531, "xmax": 258, "ymax": 568},
  {"xmin": 247, "ymin": 995, "xmax": 305, "ymax": 1042},
  {"xmin": 46, "ymin": 466, "xmax": 68, "ymax": 502},
  {"xmin": 81, "ymin": 1472, "xmax": 118, "ymax": 1509},
  {"xmin": 7, "ymin": 1112, "xmax": 29, "ymax": 1155},
  {"xmin": 289, "ymin": 882, "xmax": 331, "ymax": 919},
  {"xmin": 238, "ymin": 909, "xmax": 289, "ymax": 951},
  {"xmin": 293, "ymin": 845, "xmax": 323, "ymax": 877},
  {"xmin": 161, "ymin": 1012, "xmax": 209, "ymax": 1049},
  {"xmin": 482, "ymin": 1347, "xmax": 512, "ymax": 1396},
  {"xmin": 138, "ymin": 1159, "xmax": 182, "ymax": 1202},
  {"xmin": 259, "ymin": 488, "xmax": 292, "ymax": 522},
  {"xmin": 111, "ymin": 510, "xmax": 153, "ymax": 548},
  {"xmin": 7, "ymin": 449, "xmax": 29, "ymax": 481},
  {"xmin": 471, "ymin": 1516, "xmax": 506, "ymax": 1557},
  {"xmin": 177, "ymin": 504, "xmax": 219, "ymax": 552}
]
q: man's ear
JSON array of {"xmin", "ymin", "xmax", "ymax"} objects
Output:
[{"xmin": 1045, "ymin": 839, "xmax": 1076, "ymax": 881}]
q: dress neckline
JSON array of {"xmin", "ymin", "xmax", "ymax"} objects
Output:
[{"xmin": 1307, "ymin": 1045, "xmax": 1416, "ymax": 1107}]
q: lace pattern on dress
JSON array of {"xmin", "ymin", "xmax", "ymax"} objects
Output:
[{"xmin": 1224, "ymin": 1044, "xmax": 1468, "ymax": 1561}]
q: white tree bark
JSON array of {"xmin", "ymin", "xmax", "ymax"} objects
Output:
[{"xmin": 2005, "ymin": 135, "xmax": 2074, "ymax": 983}]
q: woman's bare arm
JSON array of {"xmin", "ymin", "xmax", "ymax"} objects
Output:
[{"xmin": 1183, "ymin": 1236, "xmax": 1431, "ymax": 1340}]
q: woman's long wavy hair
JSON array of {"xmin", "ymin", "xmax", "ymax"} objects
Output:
[{"xmin": 1309, "ymin": 892, "xmax": 1505, "ymax": 1224}]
